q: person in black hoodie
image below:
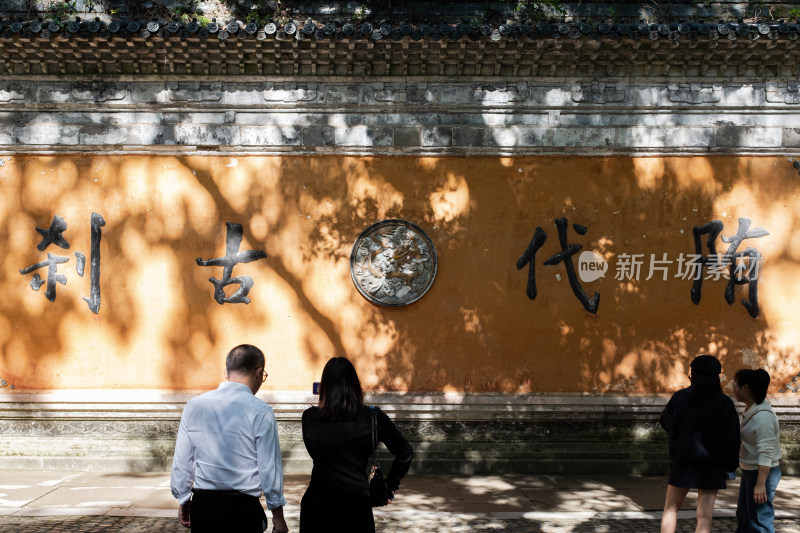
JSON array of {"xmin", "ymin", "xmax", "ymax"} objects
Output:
[
  {"xmin": 300, "ymin": 357, "xmax": 413, "ymax": 533},
  {"xmin": 659, "ymin": 354, "xmax": 741, "ymax": 533}
]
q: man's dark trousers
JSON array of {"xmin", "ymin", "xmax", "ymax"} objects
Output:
[{"xmin": 190, "ymin": 490, "xmax": 267, "ymax": 533}]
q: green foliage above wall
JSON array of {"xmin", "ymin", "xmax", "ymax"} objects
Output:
[{"xmin": 2, "ymin": 1, "xmax": 800, "ymax": 23}]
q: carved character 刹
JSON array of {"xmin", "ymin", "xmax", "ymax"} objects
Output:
[{"xmin": 19, "ymin": 213, "xmax": 105, "ymax": 314}]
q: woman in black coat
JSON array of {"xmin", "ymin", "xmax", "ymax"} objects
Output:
[
  {"xmin": 300, "ymin": 357, "xmax": 413, "ymax": 533},
  {"xmin": 659, "ymin": 354, "xmax": 741, "ymax": 533}
]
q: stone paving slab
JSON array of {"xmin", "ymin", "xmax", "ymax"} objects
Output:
[
  {"xmin": 0, "ymin": 472, "xmax": 78, "ymax": 508},
  {"xmin": 26, "ymin": 486, "xmax": 175, "ymax": 510},
  {"xmin": 517, "ymin": 476, "xmax": 666, "ymax": 513},
  {"xmin": 0, "ymin": 470, "xmax": 799, "ymax": 532}
]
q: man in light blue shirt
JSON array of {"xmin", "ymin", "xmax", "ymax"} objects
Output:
[{"xmin": 171, "ymin": 344, "xmax": 288, "ymax": 533}]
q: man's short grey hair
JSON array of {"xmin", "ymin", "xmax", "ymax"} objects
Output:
[{"xmin": 226, "ymin": 344, "xmax": 265, "ymax": 374}]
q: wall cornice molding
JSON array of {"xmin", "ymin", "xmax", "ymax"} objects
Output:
[{"xmin": 3, "ymin": 79, "xmax": 800, "ymax": 155}]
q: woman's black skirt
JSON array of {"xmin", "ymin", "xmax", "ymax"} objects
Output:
[
  {"xmin": 300, "ymin": 486, "xmax": 375, "ymax": 533},
  {"xmin": 669, "ymin": 461, "xmax": 728, "ymax": 490}
]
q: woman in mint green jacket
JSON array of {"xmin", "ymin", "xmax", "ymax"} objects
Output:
[{"xmin": 732, "ymin": 368, "xmax": 781, "ymax": 533}]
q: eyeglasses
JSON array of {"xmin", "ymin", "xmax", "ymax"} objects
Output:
[{"xmin": 262, "ymin": 370, "xmax": 268, "ymax": 382}]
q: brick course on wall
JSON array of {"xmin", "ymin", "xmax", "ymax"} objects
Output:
[{"xmin": 1, "ymin": 25, "xmax": 799, "ymax": 77}]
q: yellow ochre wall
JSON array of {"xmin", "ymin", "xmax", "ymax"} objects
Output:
[{"xmin": 0, "ymin": 154, "xmax": 798, "ymax": 393}]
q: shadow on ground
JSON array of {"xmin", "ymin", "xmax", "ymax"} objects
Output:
[{"xmin": 2, "ymin": 515, "xmax": 800, "ymax": 533}]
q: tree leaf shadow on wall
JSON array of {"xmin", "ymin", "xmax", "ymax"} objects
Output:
[
  {"xmin": 251, "ymin": 147, "xmax": 800, "ymax": 394},
  {"xmin": 1, "ymin": 130, "xmax": 799, "ymax": 396}
]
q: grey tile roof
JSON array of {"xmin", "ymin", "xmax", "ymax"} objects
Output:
[{"xmin": 1, "ymin": 17, "xmax": 798, "ymax": 77}]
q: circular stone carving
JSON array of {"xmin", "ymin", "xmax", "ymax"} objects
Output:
[{"xmin": 350, "ymin": 219, "xmax": 437, "ymax": 307}]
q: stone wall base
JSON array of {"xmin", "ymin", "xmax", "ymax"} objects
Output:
[{"xmin": 1, "ymin": 391, "xmax": 797, "ymax": 474}]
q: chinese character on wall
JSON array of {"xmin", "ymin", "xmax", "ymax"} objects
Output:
[
  {"xmin": 517, "ymin": 217, "xmax": 600, "ymax": 314},
  {"xmin": 196, "ymin": 222, "xmax": 267, "ymax": 304},
  {"xmin": 19, "ymin": 213, "xmax": 106, "ymax": 314}
]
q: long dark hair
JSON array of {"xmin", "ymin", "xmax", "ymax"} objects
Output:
[{"xmin": 317, "ymin": 357, "xmax": 364, "ymax": 422}]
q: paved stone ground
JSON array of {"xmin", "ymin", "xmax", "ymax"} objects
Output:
[
  {"xmin": 2, "ymin": 472, "xmax": 798, "ymax": 532},
  {"xmin": 1, "ymin": 516, "xmax": 799, "ymax": 532}
]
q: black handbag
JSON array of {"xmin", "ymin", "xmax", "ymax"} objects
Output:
[{"xmin": 368, "ymin": 406, "xmax": 390, "ymax": 507}]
